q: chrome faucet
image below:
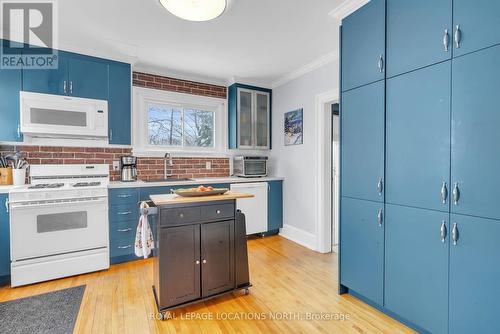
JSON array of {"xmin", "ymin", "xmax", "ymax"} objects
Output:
[{"xmin": 164, "ymin": 153, "xmax": 173, "ymax": 178}]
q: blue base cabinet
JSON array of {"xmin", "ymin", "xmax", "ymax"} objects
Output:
[
  {"xmin": 449, "ymin": 214, "xmax": 500, "ymax": 334},
  {"xmin": 0, "ymin": 194, "xmax": 10, "ymax": 285},
  {"xmin": 340, "ymin": 197, "xmax": 384, "ymax": 306},
  {"xmin": 267, "ymin": 181, "xmax": 283, "ymax": 232},
  {"xmin": 385, "ymin": 205, "xmax": 449, "ymax": 334}
]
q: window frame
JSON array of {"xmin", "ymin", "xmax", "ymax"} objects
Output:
[{"xmin": 133, "ymin": 87, "xmax": 226, "ymax": 156}]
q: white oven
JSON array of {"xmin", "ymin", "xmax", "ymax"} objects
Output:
[
  {"xmin": 20, "ymin": 91, "xmax": 108, "ymax": 139},
  {"xmin": 9, "ymin": 196, "xmax": 109, "ymax": 261}
]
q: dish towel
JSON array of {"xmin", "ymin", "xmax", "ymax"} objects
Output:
[{"xmin": 135, "ymin": 202, "xmax": 154, "ymax": 259}]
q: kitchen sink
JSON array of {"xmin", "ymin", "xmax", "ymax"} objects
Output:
[{"xmin": 143, "ymin": 178, "xmax": 193, "ymax": 182}]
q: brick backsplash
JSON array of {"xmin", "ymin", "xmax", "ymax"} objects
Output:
[
  {"xmin": 132, "ymin": 71, "xmax": 227, "ymax": 99},
  {"xmin": 0, "ymin": 145, "xmax": 230, "ymax": 181}
]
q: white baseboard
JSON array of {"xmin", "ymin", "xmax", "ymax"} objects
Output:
[{"xmin": 279, "ymin": 224, "xmax": 317, "ymax": 251}]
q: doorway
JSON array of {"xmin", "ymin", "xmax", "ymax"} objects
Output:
[{"xmin": 331, "ymin": 103, "xmax": 340, "ymax": 253}]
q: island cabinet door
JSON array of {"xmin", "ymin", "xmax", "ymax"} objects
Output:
[
  {"xmin": 158, "ymin": 224, "xmax": 200, "ymax": 309},
  {"xmin": 201, "ymin": 221, "xmax": 235, "ymax": 298}
]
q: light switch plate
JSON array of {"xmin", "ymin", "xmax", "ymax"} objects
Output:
[
  {"xmin": 206, "ymin": 161, "xmax": 212, "ymax": 170},
  {"xmin": 112, "ymin": 160, "xmax": 120, "ymax": 171}
]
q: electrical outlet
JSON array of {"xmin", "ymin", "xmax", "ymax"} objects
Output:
[
  {"xmin": 206, "ymin": 161, "xmax": 212, "ymax": 170},
  {"xmin": 112, "ymin": 160, "xmax": 120, "ymax": 171}
]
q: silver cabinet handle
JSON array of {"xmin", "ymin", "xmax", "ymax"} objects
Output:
[
  {"xmin": 17, "ymin": 124, "xmax": 21, "ymax": 138},
  {"xmin": 440, "ymin": 221, "xmax": 447, "ymax": 243},
  {"xmin": 69, "ymin": 81, "xmax": 73, "ymax": 94},
  {"xmin": 377, "ymin": 209, "xmax": 383, "ymax": 227},
  {"xmin": 377, "ymin": 177, "xmax": 383, "ymax": 195},
  {"xmin": 454, "ymin": 25, "xmax": 461, "ymax": 49},
  {"xmin": 452, "ymin": 182, "xmax": 460, "ymax": 205},
  {"xmin": 117, "ymin": 211, "xmax": 132, "ymax": 215},
  {"xmin": 216, "ymin": 210, "xmax": 221, "ymax": 214},
  {"xmin": 451, "ymin": 223, "xmax": 459, "ymax": 245},
  {"xmin": 118, "ymin": 245, "xmax": 132, "ymax": 249},
  {"xmin": 117, "ymin": 194, "xmax": 132, "ymax": 198},
  {"xmin": 109, "ymin": 129, "xmax": 113, "ymax": 142},
  {"xmin": 196, "ymin": 260, "xmax": 200, "ymax": 265},
  {"xmin": 202, "ymin": 259, "xmax": 207, "ymax": 264},
  {"xmin": 443, "ymin": 28, "xmax": 450, "ymax": 52},
  {"xmin": 117, "ymin": 228, "xmax": 132, "ymax": 232},
  {"xmin": 377, "ymin": 54, "xmax": 384, "ymax": 73},
  {"xmin": 440, "ymin": 181, "xmax": 448, "ymax": 204},
  {"xmin": 5, "ymin": 197, "xmax": 9, "ymax": 213},
  {"xmin": 179, "ymin": 213, "xmax": 184, "ymax": 218},
  {"xmin": 63, "ymin": 80, "xmax": 67, "ymax": 94}
]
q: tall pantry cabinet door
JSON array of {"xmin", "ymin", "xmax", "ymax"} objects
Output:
[
  {"xmin": 341, "ymin": 81, "xmax": 385, "ymax": 202},
  {"xmin": 453, "ymin": 0, "xmax": 500, "ymax": 57},
  {"xmin": 451, "ymin": 45, "xmax": 500, "ymax": 220},
  {"xmin": 386, "ymin": 61, "xmax": 451, "ymax": 211},
  {"xmin": 386, "ymin": 0, "xmax": 452, "ymax": 77},
  {"xmin": 341, "ymin": 0, "xmax": 385, "ymax": 91},
  {"xmin": 449, "ymin": 214, "xmax": 500, "ymax": 334},
  {"xmin": 340, "ymin": 197, "xmax": 384, "ymax": 305},
  {"xmin": 385, "ymin": 205, "xmax": 449, "ymax": 334}
]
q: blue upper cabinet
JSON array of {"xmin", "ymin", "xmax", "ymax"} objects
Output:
[
  {"xmin": 340, "ymin": 197, "xmax": 384, "ymax": 306},
  {"xmin": 386, "ymin": 62, "xmax": 451, "ymax": 211},
  {"xmin": 449, "ymin": 214, "xmax": 500, "ymax": 334},
  {"xmin": 451, "ymin": 44, "xmax": 500, "ymax": 220},
  {"xmin": 341, "ymin": 0, "xmax": 385, "ymax": 91},
  {"xmin": 67, "ymin": 54, "xmax": 108, "ymax": 100},
  {"xmin": 22, "ymin": 49, "xmax": 70, "ymax": 96},
  {"xmin": 0, "ymin": 40, "xmax": 23, "ymax": 142},
  {"xmin": 386, "ymin": 0, "xmax": 452, "ymax": 78},
  {"xmin": 108, "ymin": 62, "xmax": 131, "ymax": 145},
  {"xmin": 453, "ymin": 0, "xmax": 500, "ymax": 57},
  {"xmin": 341, "ymin": 80, "xmax": 385, "ymax": 202},
  {"xmin": 0, "ymin": 194, "xmax": 10, "ymax": 284},
  {"xmin": 385, "ymin": 205, "xmax": 449, "ymax": 334},
  {"xmin": 228, "ymin": 83, "xmax": 272, "ymax": 150}
]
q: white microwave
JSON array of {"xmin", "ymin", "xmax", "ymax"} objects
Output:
[{"xmin": 20, "ymin": 91, "xmax": 108, "ymax": 139}]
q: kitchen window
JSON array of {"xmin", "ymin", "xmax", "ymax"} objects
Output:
[
  {"xmin": 148, "ymin": 104, "xmax": 215, "ymax": 148},
  {"xmin": 133, "ymin": 87, "xmax": 225, "ymax": 155}
]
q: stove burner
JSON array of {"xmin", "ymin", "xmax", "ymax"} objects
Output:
[
  {"xmin": 28, "ymin": 183, "xmax": 65, "ymax": 189},
  {"xmin": 73, "ymin": 181, "xmax": 101, "ymax": 187}
]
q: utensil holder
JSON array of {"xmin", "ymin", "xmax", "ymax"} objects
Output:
[
  {"xmin": 0, "ymin": 167, "xmax": 13, "ymax": 185},
  {"xmin": 13, "ymin": 168, "xmax": 26, "ymax": 186}
]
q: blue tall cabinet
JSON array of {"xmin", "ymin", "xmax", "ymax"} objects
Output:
[{"xmin": 340, "ymin": 1, "xmax": 500, "ymax": 333}]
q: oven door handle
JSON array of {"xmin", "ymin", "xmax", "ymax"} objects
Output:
[{"xmin": 9, "ymin": 197, "xmax": 108, "ymax": 209}]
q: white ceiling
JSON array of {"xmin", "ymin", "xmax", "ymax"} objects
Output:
[{"xmin": 58, "ymin": 0, "xmax": 344, "ymax": 86}]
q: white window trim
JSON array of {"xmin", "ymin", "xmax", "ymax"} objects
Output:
[{"xmin": 133, "ymin": 87, "xmax": 227, "ymax": 157}]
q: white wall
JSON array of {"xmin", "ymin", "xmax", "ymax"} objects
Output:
[{"xmin": 270, "ymin": 60, "xmax": 339, "ymax": 249}]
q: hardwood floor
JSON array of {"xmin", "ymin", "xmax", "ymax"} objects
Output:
[{"xmin": 0, "ymin": 236, "xmax": 414, "ymax": 334}]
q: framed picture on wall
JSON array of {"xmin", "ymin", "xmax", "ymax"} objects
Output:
[{"xmin": 284, "ymin": 108, "xmax": 303, "ymax": 146}]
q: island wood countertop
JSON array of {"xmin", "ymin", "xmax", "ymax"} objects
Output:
[{"xmin": 150, "ymin": 191, "xmax": 254, "ymax": 206}]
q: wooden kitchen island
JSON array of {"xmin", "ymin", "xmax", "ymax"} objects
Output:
[{"xmin": 149, "ymin": 191, "xmax": 254, "ymax": 319}]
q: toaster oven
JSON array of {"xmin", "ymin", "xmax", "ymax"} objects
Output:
[{"xmin": 233, "ymin": 156, "xmax": 268, "ymax": 177}]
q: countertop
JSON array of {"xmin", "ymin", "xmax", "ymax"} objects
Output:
[
  {"xmin": 108, "ymin": 176, "xmax": 284, "ymax": 189},
  {"xmin": 150, "ymin": 191, "xmax": 254, "ymax": 206},
  {"xmin": 0, "ymin": 176, "xmax": 284, "ymax": 194}
]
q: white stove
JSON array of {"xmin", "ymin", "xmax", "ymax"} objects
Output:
[{"xmin": 9, "ymin": 164, "xmax": 110, "ymax": 287}]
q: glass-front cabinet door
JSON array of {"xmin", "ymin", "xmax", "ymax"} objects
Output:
[
  {"xmin": 255, "ymin": 91, "xmax": 270, "ymax": 149},
  {"xmin": 237, "ymin": 88, "xmax": 270, "ymax": 149},
  {"xmin": 237, "ymin": 88, "xmax": 253, "ymax": 148}
]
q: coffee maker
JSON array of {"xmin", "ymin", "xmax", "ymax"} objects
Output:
[{"xmin": 120, "ymin": 156, "xmax": 137, "ymax": 182}]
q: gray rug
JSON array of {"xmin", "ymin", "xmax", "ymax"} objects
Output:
[{"xmin": 0, "ymin": 285, "xmax": 86, "ymax": 334}]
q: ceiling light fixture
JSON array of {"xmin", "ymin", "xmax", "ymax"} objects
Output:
[{"xmin": 159, "ymin": 0, "xmax": 227, "ymax": 22}]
